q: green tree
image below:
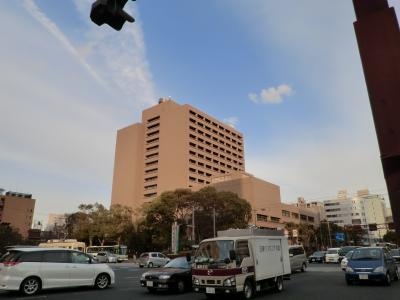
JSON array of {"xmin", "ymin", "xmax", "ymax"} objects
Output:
[
  {"xmin": 0, "ymin": 223, "xmax": 23, "ymax": 253},
  {"xmin": 383, "ymin": 231, "xmax": 398, "ymax": 244},
  {"xmin": 140, "ymin": 187, "xmax": 252, "ymax": 250},
  {"xmin": 65, "ymin": 203, "xmax": 134, "ymax": 246}
]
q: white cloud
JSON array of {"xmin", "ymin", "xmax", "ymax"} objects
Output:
[
  {"xmin": 0, "ymin": 1, "xmax": 157, "ymax": 215},
  {"xmin": 246, "ymin": 131, "xmax": 387, "ymax": 204},
  {"xmin": 249, "ymin": 84, "xmax": 293, "ymax": 104},
  {"xmin": 223, "ymin": 116, "xmax": 239, "ymax": 128}
]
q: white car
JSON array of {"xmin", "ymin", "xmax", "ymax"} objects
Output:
[
  {"xmin": 0, "ymin": 247, "xmax": 115, "ymax": 296},
  {"xmin": 325, "ymin": 247, "xmax": 341, "ymax": 263},
  {"xmin": 340, "ymin": 250, "xmax": 355, "ymax": 270}
]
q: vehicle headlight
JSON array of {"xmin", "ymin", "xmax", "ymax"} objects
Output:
[
  {"xmin": 223, "ymin": 277, "xmax": 236, "ymax": 287},
  {"xmin": 373, "ymin": 266, "xmax": 385, "ymax": 273},
  {"xmin": 345, "ymin": 266, "xmax": 354, "ymax": 272},
  {"xmin": 159, "ymin": 275, "xmax": 170, "ymax": 280},
  {"xmin": 193, "ymin": 277, "xmax": 200, "ymax": 285},
  {"xmin": 141, "ymin": 273, "xmax": 147, "ymax": 280}
]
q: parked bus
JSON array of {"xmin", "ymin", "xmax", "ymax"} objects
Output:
[
  {"xmin": 86, "ymin": 245, "xmax": 128, "ymax": 262},
  {"xmin": 38, "ymin": 239, "xmax": 86, "ymax": 252}
]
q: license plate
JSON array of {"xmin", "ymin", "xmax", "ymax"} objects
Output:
[
  {"xmin": 206, "ymin": 287, "xmax": 215, "ymax": 294},
  {"xmin": 359, "ymin": 274, "xmax": 368, "ymax": 280},
  {"xmin": 146, "ymin": 281, "xmax": 153, "ymax": 287}
]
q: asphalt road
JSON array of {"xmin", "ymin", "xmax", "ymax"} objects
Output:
[{"xmin": 0, "ymin": 263, "xmax": 399, "ymax": 300}]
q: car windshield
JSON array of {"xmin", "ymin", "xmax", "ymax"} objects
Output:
[
  {"xmin": 351, "ymin": 248, "xmax": 382, "ymax": 260},
  {"xmin": 345, "ymin": 250, "xmax": 354, "ymax": 259},
  {"xmin": 390, "ymin": 249, "xmax": 400, "ymax": 256},
  {"xmin": 196, "ymin": 240, "xmax": 234, "ymax": 263},
  {"xmin": 313, "ymin": 251, "xmax": 324, "ymax": 256},
  {"xmin": 327, "ymin": 249, "xmax": 338, "ymax": 254},
  {"xmin": 164, "ymin": 257, "xmax": 190, "ymax": 269}
]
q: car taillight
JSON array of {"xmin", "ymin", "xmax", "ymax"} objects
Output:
[{"xmin": 3, "ymin": 262, "xmax": 21, "ymax": 267}]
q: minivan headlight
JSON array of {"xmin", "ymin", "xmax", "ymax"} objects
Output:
[
  {"xmin": 159, "ymin": 274, "xmax": 170, "ymax": 280},
  {"xmin": 373, "ymin": 266, "xmax": 385, "ymax": 273},
  {"xmin": 345, "ymin": 266, "xmax": 354, "ymax": 272}
]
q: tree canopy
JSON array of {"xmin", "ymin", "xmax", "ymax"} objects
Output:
[{"xmin": 140, "ymin": 187, "xmax": 252, "ymax": 251}]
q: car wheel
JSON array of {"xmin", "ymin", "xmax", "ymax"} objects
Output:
[
  {"xmin": 176, "ymin": 279, "xmax": 186, "ymax": 293},
  {"xmin": 301, "ymin": 263, "xmax": 306, "ymax": 272},
  {"xmin": 274, "ymin": 276, "xmax": 283, "ymax": 292},
  {"xmin": 147, "ymin": 287, "xmax": 156, "ymax": 293},
  {"xmin": 95, "ymin": 273, "xmax": 110, "ymax": 289},
  {"xmin": 20, "ymin": 277, "xmax": 41, "ymax": 296},
  {"xmin": 394, "ymin": 268, "xmax": 399, "ymax": 281},
  {"xmin": 243, "ymin": 280, "xmax": 254, "ymax": 299},
  {"xmin": 139, "ymin": 265, "xmax": 144, "ymax": 268},
  {"xmin": 384, "ymin": 272, "xmax": 391, "ymax": 286},
  {"xmin": 148, "ymin": 262, "xmax": 153, "ymax": 268}
]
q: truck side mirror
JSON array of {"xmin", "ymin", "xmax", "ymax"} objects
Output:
[{"xmin": 229, "ymin": 250, "xmax": 236, "ymax": 261}]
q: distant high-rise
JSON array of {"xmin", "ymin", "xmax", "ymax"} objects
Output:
[{"xmin": 111, "ymin": 99, "xmax": 245, "ymax": 214}]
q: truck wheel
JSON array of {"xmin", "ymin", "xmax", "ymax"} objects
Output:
[
  {"xmin": 274, "ymin": 276, "xmax": 283, "ymax": 292},
  {"xmin": 243, "ymin": 280, "xmax": 254, "ymax": 299}
]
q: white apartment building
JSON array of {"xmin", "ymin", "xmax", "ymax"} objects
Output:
[{"xmin": 321, "ymin": 189, "xmax": 389, "ymax": 244}]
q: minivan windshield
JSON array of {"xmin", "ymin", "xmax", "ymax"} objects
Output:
[
  {"xmin": 196, "ymin": 240, "xmax": 234, "ymax": 262},
  {"xmin": 351, "ymin": 248, "xmax": 382, "ymax": 260}
]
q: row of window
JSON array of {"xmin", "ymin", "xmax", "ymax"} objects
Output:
[
  {"xmin": 189, "ymin": 176, "xmax": 210, "ymax": 185},
  {"xmin": 188, "ymin": 127, "xmax": 243, "ymax": 154},
  {"xmin": 189, "ymin": 150, "xmax": 243, "ymax": 172},
  {"xmin": 189, "ymin": 110, "xmax": 243, "ymax": 141}
]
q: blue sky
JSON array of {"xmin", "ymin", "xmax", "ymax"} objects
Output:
[{"xmin": 1, "ymin": 0, "xmax": 398, "ymax": 224}]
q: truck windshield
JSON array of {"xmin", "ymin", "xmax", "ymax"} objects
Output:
[{"xmin": 196, "ymin": 240, "xmax": 234, "ymax": 262}]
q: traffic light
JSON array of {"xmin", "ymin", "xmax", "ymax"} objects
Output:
[
  {"xmin": 368, "ymin": 223, "xmax": 377, "ymax": 231},
  {"xmin": 90, "ymin": 0, "xmax": 135, "ymax": 31}
]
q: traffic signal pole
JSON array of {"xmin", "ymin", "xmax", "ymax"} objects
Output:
[{"xmin": 353, "ymin": 0, "xmax": 400, "ymax": 242}]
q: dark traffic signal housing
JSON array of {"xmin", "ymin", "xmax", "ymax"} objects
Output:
[{"xmin": 90, "ymin": 0, "xmax": 135, "ymax": 31}]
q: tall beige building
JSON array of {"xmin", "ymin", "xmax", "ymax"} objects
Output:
[{"xmin": 111, "ymin": 99, "xmax": 245, "ymax": 214}]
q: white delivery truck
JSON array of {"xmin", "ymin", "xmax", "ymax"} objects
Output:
[{"xmin": 192, "ymin": 228, "xmax": 291, "ymax": 299}]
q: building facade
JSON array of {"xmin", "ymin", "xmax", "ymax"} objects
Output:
[
  {"xmin": 210, "ymin": 173, "xmax": 318, "ymax": 229},
  {"xmin": 321, "ymin": 189, "xmax": 389, "ymax": 244},
  {"xmin": 111, "ymin": 99, "xmax": 245, "ymax": 215},
  {"xmin": 0, "ymin": 190, "xmax": 36, "ymax": 238}
]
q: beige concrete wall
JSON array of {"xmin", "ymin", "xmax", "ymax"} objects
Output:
[
  {"xmin": 111, "ymin": 123, "xmax": 144, "ymax": 213},
  {"xmin": 142, "ymin": 101, "xmax": 189, "ymax": 194},
  {"xmin": 0, "ymin": 195, "xmax": 35, "ymax": 238},
  {"xmin": 210, "ymin": 173, "xmax": 318, "ymax": 229}
]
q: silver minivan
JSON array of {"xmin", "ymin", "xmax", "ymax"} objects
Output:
[
  {"xmin": 0, "ymin": 247, "xmax": 115, "ymax": 295},
  {"xmin": 289, "ymin": 245, "xmax": 308, "ymax": 273},
  {"xmin": 138, "ymin": 252, "xmax": 170, "ymax": 268}
]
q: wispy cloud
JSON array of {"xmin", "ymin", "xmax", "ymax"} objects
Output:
[
  {"xmin": 72, "ymin": 0, "xmax": 156, "ymax": 106},
  {"xmin": 223, "ymin": 116, "xmax": 239, "ymax": 128},
  {"xmin": 22, "ymin": 0, "xmax": 106, "ymax": 89},
  {"xmin": 249, "ymin": 84, "xmax": 293, "ymax": 104}
]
